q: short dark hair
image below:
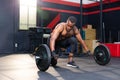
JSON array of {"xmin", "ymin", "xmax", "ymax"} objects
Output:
[{"xmin": 68, "ymin": 16, "xmax": 77, "ymax": 23}]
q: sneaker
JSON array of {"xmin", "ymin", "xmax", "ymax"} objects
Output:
[{"xmin": 66, "ymin": 62, "xmax": 78, "ymax": 68}]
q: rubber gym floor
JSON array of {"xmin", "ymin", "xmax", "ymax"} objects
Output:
[{"xmin": 0, "ymin": 53, "xmax": 120, "ymax": 80}]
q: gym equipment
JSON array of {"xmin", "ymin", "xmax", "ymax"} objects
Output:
[
  {"xmin": 94, "ymin": 44, "xmax": 111, "ymax": 65},
  {"xmin": 34, "ymin": 43, "xmax": 111, "ymax": 71},
  {"xmin": 29, "ymin": 27, "xmax": 51, "ymax": 52},
  {"xmin": 51, "ymin": 57, "xmax": 57, "ymax": 66},
  {"xmin": 35, "ymin": 44, "xmax": 51, "ymax": 71},
  {"xmin": 34, "ymin": 44, "xmax": 58, "ymax": 71}
]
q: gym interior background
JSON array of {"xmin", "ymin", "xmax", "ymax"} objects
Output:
[{"xmin": 0, "ymin": 0, "xmax": 120, "ymax": 55}]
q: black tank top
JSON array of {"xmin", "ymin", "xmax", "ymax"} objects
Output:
[{"xmin": 58, "ymin": 26, "xmax": 75, "ymax": 40}]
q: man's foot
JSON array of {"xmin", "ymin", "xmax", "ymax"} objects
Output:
[{"xmin": 66, "ymin": 62, "xmax": 78, "ymax": 68}]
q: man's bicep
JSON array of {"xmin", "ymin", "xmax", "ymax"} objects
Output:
[
  {"xmin": 75, "ymin": 28, "xmax": 83, "ymax": 41},
  {"xmin": 74, "ymin": 27, "xmax": 80, "ymax": 36},
  {"xmin": 51, "ymin": 30, "xmax": 60, "ymax": 39},
  {"xmin": 51, "ymin": 25, "xmax": 62, "ymax": 39}
]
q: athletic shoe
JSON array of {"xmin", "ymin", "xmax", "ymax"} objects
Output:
[{"xmin": 66, "ymin": 62, "xmax": 78, "ymax": 68}]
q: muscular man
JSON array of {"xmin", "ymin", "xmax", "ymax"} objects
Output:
[{"xmin": 50, "ymin": 16, "xmax": 90, "ymax": 67}]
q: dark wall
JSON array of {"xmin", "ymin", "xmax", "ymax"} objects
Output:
[
  {"xmin": 14, "ymin": 1, "xmax": 30, "ymax": 53},
  {"xmin": 37, "ymin": 9, "xmax": 59, "ymax": 27},
  {"xmin": 15, "ymin": 31, "xmax": 30, "ymax": 53},
  {"xmin": 103, "ymin": 10, "xmax": 120, "ymax": 42},
  {"xmin": 37, "ymin": 0, "xmax": 81, "ymax": 29},
  {"xmin": 0, "ymin": 0, "xmax": 15, "ymax": 53},
  {"xmin": 0, "ymin": 0, "xmax": 30, "ymax": 53},
  {"xmin": 85, "ymin": 1, "xmax": 120, "ymax": 43}
]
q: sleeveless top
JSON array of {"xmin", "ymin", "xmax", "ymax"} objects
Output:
[{"xmin": 57, "ymin": 26, "xmax": 75, "ymax": 41}]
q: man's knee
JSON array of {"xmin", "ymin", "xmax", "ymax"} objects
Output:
[
  {"xmin": 69, "ymin": 53, "xmax": 74, "ymax": 57},
  {"xmin": 69, "ymin": 37, "xmax": 77, "ymax": 44},
  {"xmin": 68, "ymin": 37, "xmax": 77, "ymax": 52}
]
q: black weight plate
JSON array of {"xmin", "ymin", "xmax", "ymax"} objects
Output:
[
  {"xmin": 94, "ymin": 44, "xmax": 111, "ymax": 65},
  {"xmin": 35, "ymin": 44, "xmax": 51, "ymax": 71},
  {"xmin": 51, "ymin": 58, "xmax": 57, "ymax": 66}
]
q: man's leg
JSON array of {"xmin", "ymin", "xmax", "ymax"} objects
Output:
[
  {"xmin": 68, "ymin": 52, "xmax": 74, "ymax": 63},
  {"xmin": 65, "ymin": 37, "xmax": 78, "ymax": 67},
  {"xmin": 55, "ymin": 37, "xmax": 78, "ymax": 67},
  {"xmin": 67, "ymin": 52, "xmax": 78, "ymax": 67}
]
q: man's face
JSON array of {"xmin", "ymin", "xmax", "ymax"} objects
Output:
[{"xmin": 66, "ymin": 20, "xmax": 75, "ymax": 31}]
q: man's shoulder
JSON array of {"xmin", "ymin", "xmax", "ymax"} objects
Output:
[
  {"xmin": 55, "ymin": 22, "xmax": 65, "ymax": 29},
  {"xmin": 57, "ymin": 22, "xmax": 65, "ymax": 26},
  {"xmin": 54, "ymin": 22, "xmax": 64, "ymax": 31},
  {"xmin": 73, "ymin": 26, "xmax": 79, "ymax": 34},
  {"xmin": 73, "ymin": 26, "xmax": 78, "ymax": 30}
]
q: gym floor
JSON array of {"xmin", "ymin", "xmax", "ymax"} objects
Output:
[{"xmin": 0, "ymin": 53, "xmax": 120, "ymax": 80}]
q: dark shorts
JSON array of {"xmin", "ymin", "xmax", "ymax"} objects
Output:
[{"xmin": 55, "ymin": 37, "xmax": 77, "ymax": 53}]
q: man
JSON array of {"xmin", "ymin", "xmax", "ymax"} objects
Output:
[{"xmin": 49, "ymin": 16, "xmax": 90, "ymax": 67}]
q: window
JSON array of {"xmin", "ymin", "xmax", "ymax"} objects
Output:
[{"xmin": 19, "ymin": 0, "xmax": 37, "ymax": 30}]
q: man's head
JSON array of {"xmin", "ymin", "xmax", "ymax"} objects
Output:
[
  {"xmin": 67, "ymin": 16, "xmax": 77, "ymax": 24},
  {"xmin": 66, "ymin": 16, "xmax": 77, "ymax": 31}
]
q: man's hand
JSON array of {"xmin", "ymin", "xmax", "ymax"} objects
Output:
[
  {"xmin": 51, "ymin": 50, "xmax": 59, "ymax": 59},
  {"xmin": 85, "ymin": 50, "xmax": 91, "ymax": 56},
  {"xmin": 84, "ymin": 50, "xmax": 91, "ymax": 57}
]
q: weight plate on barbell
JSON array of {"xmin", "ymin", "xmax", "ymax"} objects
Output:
[
  {"xmin": 94, "ymin": 44, "xmax": 111, "ymax": 65},
  {"xmin": 35, "ymin": 44, "xmax": 51, "ymax": 71},
  {"xmin": 51, "ymin": 57, "xmax": 57, "ymax": 66}
]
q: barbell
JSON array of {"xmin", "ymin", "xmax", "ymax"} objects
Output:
[
  {"xmin": 94, "ymin": 44, "xmax": 111, "ymax": 65},
  {"xmin": 34, "ymin": 44, "xmax": 111, "ymax": 71}
]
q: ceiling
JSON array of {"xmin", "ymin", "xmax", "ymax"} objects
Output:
[{"xmin": 62, "ymin": 0, "xmax": 102, "ymax": 4}]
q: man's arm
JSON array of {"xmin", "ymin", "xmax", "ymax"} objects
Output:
[
  {"xmin": 50, "ymin": 24, "xmax": 63, "ymax": 52},
  {"xmin": 74, "ymin": 27, "xmax": 89, "ymax": 52}
]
